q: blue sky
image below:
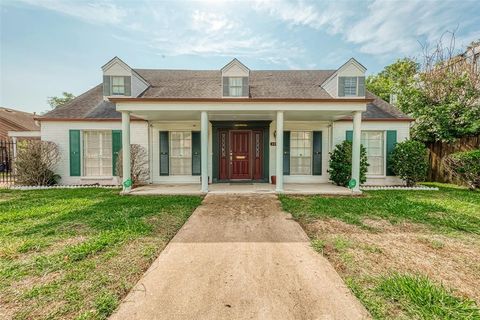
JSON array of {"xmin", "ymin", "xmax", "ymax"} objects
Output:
[{"xmin": 1, "ymin": 0, "xmax": 479, "ymax": 114}]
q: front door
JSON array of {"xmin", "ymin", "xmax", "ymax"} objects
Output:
[{"xmin": 230, "ymin": 130, "xmax": 251, "ymax": 179}]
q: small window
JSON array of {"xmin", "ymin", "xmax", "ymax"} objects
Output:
[
  {"xmin": 228, "ymin": 77, "xmax": 243, "ymax": 97},
  {"xmin": 170, "ymin": 131, "xmax": 192, "ymax": 175},
  {"xmin": 83, "ymin": 131, "xmax": 112, "ymax": 176},
  {"xmin": 344, "ymin": 77, "xmax": 358, "ymax": 96},
  {"xmin": 111, "ymin": 76, "xmax": 125, "ymax": 95},
  {"xmin": 290, "ymin": 131, "xmax": 312, "ymax": 175},
  {"xmin": 361, "ymin": 131, "xmax": 384, "ymax": 176}
]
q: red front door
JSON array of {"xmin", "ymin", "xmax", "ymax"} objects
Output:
[{"xmin": 230, "ymin": 130, "xmax": 251, "ymax": 179}]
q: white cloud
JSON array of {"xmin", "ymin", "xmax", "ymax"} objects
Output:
[
  {"xmin": 253, "ymin": 0, "xmax": 480, "ymax": 56},
  {"xmin": 17, "ymin": 0, "xmax": 127, "ymax": 25}
]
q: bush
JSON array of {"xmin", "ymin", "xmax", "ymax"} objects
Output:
[
  {"xmin": 390, "ymin": 140, "xmax": 428, "ymax": 186},
  {"xmin": 115, "ymin": 144, "xmax": 149, "ymax": 187},
  {"xmin": 15, "ymin": 140, "xmax": 60, "ymax": 186},
  {"xmin": 328, "ymin": 140, "xmax": 368, "ymax": 187},
  {"xmin": 444, "ymin": 149, "xmax": 480, "ymax": 189}
]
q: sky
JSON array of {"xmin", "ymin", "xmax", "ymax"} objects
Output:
[{"xmin": 0, "ymin": 0, "xmax": 479, "ymax": 114}]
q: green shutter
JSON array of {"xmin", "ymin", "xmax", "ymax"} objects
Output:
[
  {"xmin": 112, "ymin": 130, "xmax": 122, "ymax": 176},
  {"xmin": 69, "ymin": 130, "xmax": 81, "ymax": 176},
  {"xmin": 346, "ymin": 130, "xmax": 353, "ymax": 142},
  {"xmin": 103, "ymin": 76, "xmax": 111, "ymax": 96},
  {"xmin": 338, "ymin": 77, "xmax": 345, "ymax": 97},
  {"xmin": 223, "ymin": 77, "xmax": 229, "ymax": 96},
  {"xmin": 283, "ymin": 131, "xmax": 290, "ymax": 175},
  {"xmin": 386, "ymin": 130, "xmax": 397, "ymax": 176},
  {"xmin": 124, "ymin": 76, "xmax": 131, "ymax": 96},
  {"xmin": 358, "ymin": 76, "xmax": 365, "ymax": 96},
  {"xmin": 159, "ymin": 131, "xmax": 169, "ymax": 176},
  {"xmin": 312, "ymin": 131, "xmax": 322, "ymax": 175},
  {"xmin": 242, "ymin": 77, "xmax": 249, "ymax": 97},
  {"xmin": 192, "ymin": 131, "xmax": 201, "ymax": 176}
]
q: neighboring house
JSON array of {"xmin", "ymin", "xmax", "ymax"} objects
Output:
[
  {"xmin": 38, "ymin": 57, "xmax": 413, "ymax": 192},
  {"xmin": 0, "ymin": 107, "xmax": 40, "ymax": 140}
]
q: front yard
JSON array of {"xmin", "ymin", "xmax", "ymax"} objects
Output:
[
  {"xmin": 0, "ymin": 188, "xmax": 202, "ymax": 320},
  {"xmin": 280, "ymin": 183, "xmax": 480, "ymax": 319}
]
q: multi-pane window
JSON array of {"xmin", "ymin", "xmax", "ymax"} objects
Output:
[
  {"xmin": 344, "ymin": 77, "xmax": 358, "ymax": 96},
  {"xmin": 290, "ymin": 131, "xmax": 312, "ymax": 175},
  {"xmin": 170, "ymin": 131, "xmax": 192, "ymax": 175},
  {"xmin": 228, "ymin": 77, "xmax": 243, "ymax": 97},
  {"xmin": 361, "ymin": 131, "xmax": 384, "ymax": 175},
  {"xmin": 111, "ymin": 76, "xmax": 125, "ymax": 95},
  {"xmin": 83, "ymin": 131, "xmax": 112, "ymax": 176}
]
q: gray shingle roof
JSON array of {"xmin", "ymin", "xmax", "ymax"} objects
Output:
[{"xmin": 40, "ymin": 70, "xmax": 411, "ymax": 121}]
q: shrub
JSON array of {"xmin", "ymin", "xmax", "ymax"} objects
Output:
[
  {"xmin": 15, "ymin": 140, "xmax": 60, "ymax": 186},
  {"xmin": 115, "ymin": 144, "xmax": 149, "ymax": 187},
  {"xmin": 390, "ymin": 140, "xmax": 428, "ymax": 187},
  {"xmin": 444, "ymin": 149, "xmax": 480, "ymax": 189},
  {"xmin": 328, "ymin": 140, "xmax": 368, "ymax": 187}
]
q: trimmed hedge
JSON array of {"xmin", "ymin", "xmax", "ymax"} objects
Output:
[
  {"xmin": 444, "ymin": 149, "xmax": 480, "ymax": 189},
  {"xmin": 390, "ymin": 140, "xmax": 428, "ymax": 187},
  {"xmin": 328, "ymin": 140, "xmax": 368, "ymax": 187}
]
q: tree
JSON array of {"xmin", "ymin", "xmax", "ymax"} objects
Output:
[
  {"xmin": 15, "ymin": 140, "xmax": 61, "ymax": 186},
  {"xmin": 115, "ymin": 144, "xmax": 150, "ymax": 187},
  {"xmin": 367, "ymin": 34, "xmax": 480, "ymax": 143},
  {"xmin": 390, "ymin": 140, "xmax": 428, "ymax": 187},
  {"xmin": 328, "ymin": 140, "xmax": 369, "ymax": 187},
  {"xmin": 366, "ymin": 58, "xmax": 419, "ymax": 102},
  {"xmin": 47, "ymin": 92, "xmax": 75, "ymax": 109}
]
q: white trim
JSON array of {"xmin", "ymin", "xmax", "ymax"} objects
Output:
[{"xmin": 8, "ymin": 131, "xmax": 40, "ymax": 138}]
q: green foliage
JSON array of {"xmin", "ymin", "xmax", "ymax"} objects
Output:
[
  {"xmin": 444, "ymin": 149, "xmax": 480, "ymax": 189},
  {"xmin": 47, "ymin": 92, "xmax": 75, "ymax": 109},
  {"xmin": 279, "ymin": 183, "xmax": 480, "ymax": 234},
  {"xmin": 328, "ymin": 140, "xmax": 368, "ymax": 187},
  {"xmin": 366, "ymin": 58, "xmax": 419, "ymax": 102},
  {"xmin": 377, "ymin": 273, "xmax": 480, "ymax": 319},
  {"xmin": 390, "ymin": 140, "xmax": 429, "ymax": 186}
]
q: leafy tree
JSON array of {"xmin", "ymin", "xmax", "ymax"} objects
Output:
[
  {"xmin": 366, "ymin": 58, "xmax": 419, "ymax": 102},
  {"xmin": 390, "ymin": 140, "xmax": 428, "ymax": 187},
  {"xmin": 367, "ymin": 36, "xmax": 480, "ymax": 143},
  {"xmin": 47, "ymin": 92, "xmax": 75, "ymax": 109},
  {"xmin": 328, "ymin": 140, "xmax": 368, "ymax": 187},
  {"xmin": 444, "ymin": 149, "xmax": 480, "ymax": 189}
]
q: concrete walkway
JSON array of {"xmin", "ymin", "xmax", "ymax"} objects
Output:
[{"xmin": 110, "ymin": 194, "xmax": 370, "ymax": 320}]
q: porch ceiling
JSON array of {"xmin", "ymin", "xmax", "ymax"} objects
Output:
[{"xmin": 128, "ymin": 110, "xmax": 357, "ymax": 121}]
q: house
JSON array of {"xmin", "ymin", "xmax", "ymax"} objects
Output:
[
  {"xmin": 0, "ymin": 107, "xmax": 40, "ymax": 141},
  {"xmin": 37, "ymin": 57, "xmax": 413, "ymax": 193}
]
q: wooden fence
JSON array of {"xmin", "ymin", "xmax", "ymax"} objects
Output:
[{"xmin": 426, "ymin": 135, "xmax": 480, "ymax": 184}]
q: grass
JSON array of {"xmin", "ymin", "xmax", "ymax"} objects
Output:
[
  {"xmin": 281, "ymin": 183, "xmax": 480, "ymax": 319},
  {"xmin": 280, "ymin": 183, "xmax": 480, "ymax": 234},
  {"xmin": 0, "ymin": 188, "xmax": 202, "ymax": 320}
]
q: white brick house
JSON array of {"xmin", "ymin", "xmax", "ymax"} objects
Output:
[{"xmin": 38, "ymin": 57, "xmax": 412, "ymax": 192}]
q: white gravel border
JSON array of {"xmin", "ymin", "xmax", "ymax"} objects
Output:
[
  {"xmin": 361, "ymin": 185, "xmax": 439, "ymax": 191},
  {"xmin": 8, "ymin": 185, "xmax": 121, "ymax": 190}
]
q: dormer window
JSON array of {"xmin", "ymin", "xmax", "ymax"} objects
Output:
[
  {"xmin": 103, "ymin": 75, "xmax": 131, "ymax": 96},
  {"xmin": 223, "ymin": 76, "xmax": 248, "ymax": 97},
  {"xmin": 338, "ymin": 76, "xmax": 365, "ymax": 97},
  {"xmin": 112, "ymin": 76, "xmax": 126, "ymax": 95}
]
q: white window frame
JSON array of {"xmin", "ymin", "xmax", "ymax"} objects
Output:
[
  {"xmin": 344, "ymin": 77, "xmax": 358, "ymax": 97},
  {"xmin": 290, "ymin": 131, "xmax": 313, "ymax": 176},
  {"xmin": 83, "ymin": 130, "xmax": 113, "ymax": 177},
  {"xmin": 361, "ymin": 130, "xmax": 386, "ymax": 177},
  {"xmin": 228, "ymin": 77, "xmax": 243, "ymax": 97},
  {"xmin": 169, "ymin": 131, "xmax": 192, "ymax": 176},
  {"xmin": 111, "ymin": 76, "xmax": 126, "ymax": 95}
]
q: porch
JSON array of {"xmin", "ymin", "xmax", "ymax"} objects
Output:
[{"xmin": 128, "ymin": 183, "xmax": 356, "ymax": 196}]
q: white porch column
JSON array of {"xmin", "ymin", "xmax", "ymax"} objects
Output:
[
  {"xmin": 201, "ymin": 111, "xmax": 209, "ymax": 193},
  {"xmin": 351, "ymin": 111, "xmax": 362, "ymax": 192},
  {"xmin": 276, "ymin": 111, "xmax": 284, "ymax": 192},
  {"xmin": 121, "ymin": 111, "xmax": 131, "ymax": 193}
]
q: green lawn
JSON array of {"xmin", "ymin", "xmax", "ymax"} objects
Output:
[
  {"xmin": 0, "ymin": 188, "xmax": 202, "ymax": 320},
  {"xmin": 280, "ymin": 183, "xmax": 480, "ymax": 319}
]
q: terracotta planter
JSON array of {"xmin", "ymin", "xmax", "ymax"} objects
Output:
[{"xmin": 271, "ymin": 175, "xmax": 276, "ymax": 185}]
